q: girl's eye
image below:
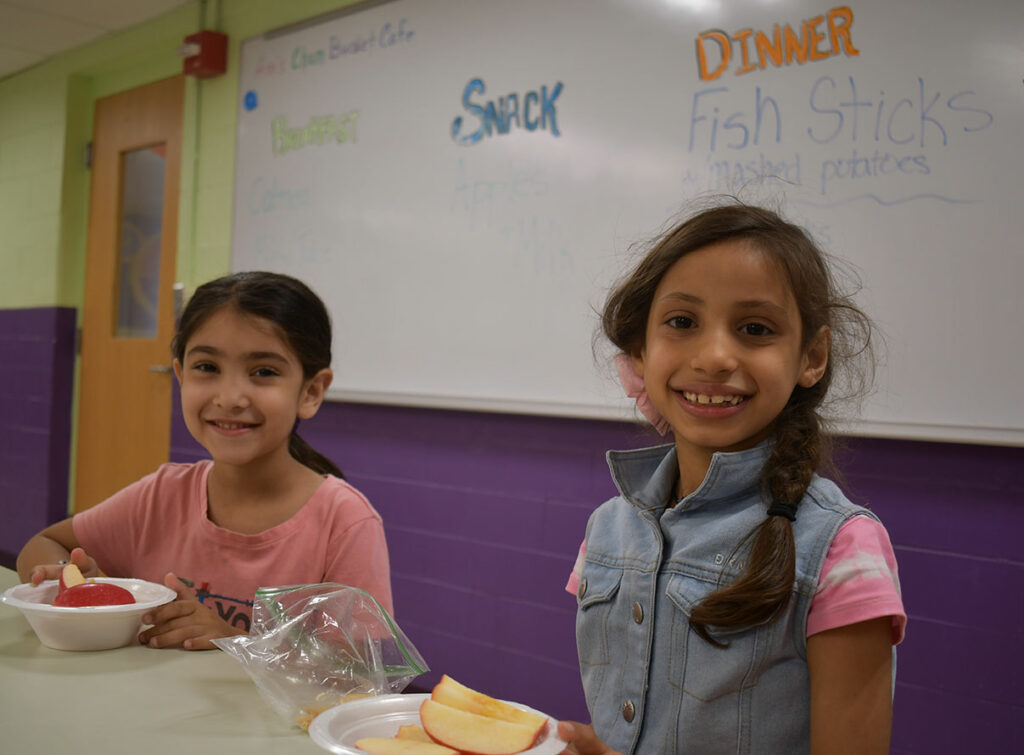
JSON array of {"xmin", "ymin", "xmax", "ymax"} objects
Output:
[
  {"xmin": 667, "ymin": 315, "xmax": 696, "ymax": 329},
  {"xmin": 741, "ymin": 322, "xmax": 774, "ymax": 337},
  {"xmin": 252, "ymin": 367, "xmax": 280, "ymax": 378},
  {"xmin": 192, "ymin": 362, "xmax": 217, "ymax": 373}
]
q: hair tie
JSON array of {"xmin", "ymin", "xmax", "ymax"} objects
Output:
[
  {"xmin": 614, "ymin": 354, "xmax": 670, "ymax": 436},
  {"xmin": 766, "ymin": 501, "xmax": 797, "ymax": 522}
]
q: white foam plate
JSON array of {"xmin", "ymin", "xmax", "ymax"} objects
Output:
[{"xmin": 308, "ymin": 693, "xmax": 567, "ymax": 755}]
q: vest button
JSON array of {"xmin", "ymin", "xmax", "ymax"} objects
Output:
[
  {"xmin": 632, "ymin": 601, "xmax": 644, "ymax": 624},
  {"xmin": 621, "ymin": 700, "xmax": 635, "ymax": 723},
  {"xmin": 577, "ymin": 578, "xmax": 587, "ymax": 599}
]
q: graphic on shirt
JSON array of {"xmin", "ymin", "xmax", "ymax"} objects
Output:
[{"xmin": 178, "ymin": 576, "xmax": 254, "ymax": 632}]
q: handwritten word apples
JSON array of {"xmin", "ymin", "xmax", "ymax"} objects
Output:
[
  {"xmin": 53, "ymin": 564, "xmax": 135, "ymax": 607},
  {"xmin": 420, "ymin": 698, "xmax": 545, "ymax": 755},
  {"xmin": 355, "ymin": 738, "xmax": 457, "ymax": 755}
]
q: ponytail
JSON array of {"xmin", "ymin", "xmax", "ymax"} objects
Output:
[{"xmin": 288, "ymin": 432, "xmax": 344, "ymax": 479}]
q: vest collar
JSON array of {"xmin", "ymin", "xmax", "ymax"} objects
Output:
[{"xmin": 606, "ymin": 442, "xmax": 771, "ymax": 513}]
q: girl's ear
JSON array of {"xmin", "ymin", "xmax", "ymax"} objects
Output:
[
  {"xmin": 298, "ymin": 368, "xmax": 333, "ymax": 419},
  {"xmin": 172, "ymin": 359, "xmax": 183, "ymax": 385},
  {"xmin": 798, "ymin": 326, "xmax": 830, "ymax": 388},
  {"xmin": 630, "ymin": 351, "xmax": 646, "ymax": 379}
]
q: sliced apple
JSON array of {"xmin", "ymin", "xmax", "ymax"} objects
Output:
[
  {"xmin": 420, "ymin": 699, "xmax": 543, "ymax": 755},
  {"xmin": 354, "ymin": 737, "xmax": 458, "ymax": 755},
  {"xmin": 431, "ymin": 675, "xmax": 548, "ymax": 731},
  {"xmin": 54, "ymin": 582, "xmax": 136, "ymax": 607},
  {"xmin": 395, "ymin": 724, "xmax": 434, "ymax": 743},
  {"xmin": 58, "ymin": 562, "xmax": 86, "ymax": 593}
]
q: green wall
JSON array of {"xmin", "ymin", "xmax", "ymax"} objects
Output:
[
  {"xmin": 0, "ymin": 0, "xmax": 361, "ymax": 310},
  {"xmin": 0, "ymin": 0, "xmax": 363, "ymax": 511}
]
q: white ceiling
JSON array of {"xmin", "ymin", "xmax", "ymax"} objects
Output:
[{"xmin": 0, "ymin": 0, "xmax": 194, "ymax": 80}]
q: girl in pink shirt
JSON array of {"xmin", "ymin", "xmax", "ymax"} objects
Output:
[{"xmin": 17, "ymin": 272, "xmax": 392, "ymax": 649}]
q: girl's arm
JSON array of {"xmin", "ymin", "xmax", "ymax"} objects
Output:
[
  {"xmin": 807, "ymin": 616, "xmax": 893, "ymax": 755},
  {"xmin": 15, "ymin": 519, "xmax": 98, "ymax": 584}
]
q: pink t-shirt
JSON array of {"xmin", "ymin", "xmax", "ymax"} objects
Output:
[
  {"xmin": 73, "ymin": 461, "xmax": 393, "ymax": 633},
  {"xmin": 566, "ymin": 514, "xmax": 905, "ymax": 643}
]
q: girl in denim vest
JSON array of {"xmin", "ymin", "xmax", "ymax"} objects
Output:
[{"xmin": 559, "ymin": 201, "xmax": 904, "ymax": 755}]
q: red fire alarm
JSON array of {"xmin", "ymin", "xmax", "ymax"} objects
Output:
[{"xmin": 180, "ymin": 30, "xmax": 227, "ymax": 78}]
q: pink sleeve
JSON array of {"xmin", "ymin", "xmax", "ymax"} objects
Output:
[
  {"xmin": 324, "ymin": 513, "xmax": 394, "ymax": 616},
  {"xmin": 565, "ymin": 541, "xmax": 586, "ymax": 596},
  {"xmin": 807, "ymin": 515, "xmax": 906, "ymax": 644}
]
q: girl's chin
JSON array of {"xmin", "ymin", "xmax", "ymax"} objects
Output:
[{"xmin": 671, "ymin": 420, "xmax": 770, "ymax": 454}]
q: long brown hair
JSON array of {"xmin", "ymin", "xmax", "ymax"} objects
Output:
[
  {"xmin": 172, "ymin": 271, "xmax": 344, "ymax": 478},
  {"xmin": 602, "ymin": 199, "xmax": 874, "ymax": 644}
]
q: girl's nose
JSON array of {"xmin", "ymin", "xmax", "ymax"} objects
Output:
[
  {"xmin": 690, "ymin": 328, "xmax": 738, "ymax": 375},
  {"xmin": 214, "ymin": 375, "xmax": 251, "ymax": 409}
]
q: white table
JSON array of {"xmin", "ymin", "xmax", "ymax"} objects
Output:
[{"xmin": 0, "ymin": 566, "xmax": 325, "ymax": 753}]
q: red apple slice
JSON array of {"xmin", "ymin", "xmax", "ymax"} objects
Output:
[
  {"xmin": 53, "ymin": 582, "xmax": 136, "ymax": 607},
  {"xmin": 431, "ymin": 675, "xmax": 548, "ymax": 731},
  {"xmin": 58, "ymin": 563, "xmax": 86, "ymax": 593},
  {"xmin": 355, "ymin": 737, "xmax": 457, "ymax": 755},
  {"xmin": 420, "ymin": 699, "xmax": 542, "ymax": 755}
]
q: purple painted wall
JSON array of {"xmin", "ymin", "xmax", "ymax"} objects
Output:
[
  {"xmin": 7, "ymin": 306, "xmax": 1020, "ymax": 753},
  {"xmin": 0, "ymin": 307, "xmax": 76, "ymax": 567}
]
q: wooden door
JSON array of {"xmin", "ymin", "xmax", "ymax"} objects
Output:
[{"xmin": 75, "ymin": 76, "xmax": 184, "ymax": 512}]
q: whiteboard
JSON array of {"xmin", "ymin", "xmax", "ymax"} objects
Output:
[{"xmin": 231, "ymin": 0, "xmax": 1024, "ymax": 446}]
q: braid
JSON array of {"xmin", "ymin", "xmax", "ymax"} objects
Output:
[{"xmin": 688, "ymin": 384, "xmax": 829, "ymax": 645}]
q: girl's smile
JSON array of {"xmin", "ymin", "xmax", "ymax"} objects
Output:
[
  {"xmin": 206, "ymin": 419, "xmax": 260, "ymax": 434},
  {"xmin": 676, "ymin": 387, "xmax": 749, "ymax": 417}
]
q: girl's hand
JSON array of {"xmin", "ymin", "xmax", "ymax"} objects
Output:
[
  {"xmin": 137, "ymin": 572, "xmax": 245, "ymax": 650},
  {"xmin": 556, "ymin": 722, "xmax": 623, "ymax": 755},
  {"xmin": 29, "ymin": 546, "xmax": 99, "ymax": 586}
]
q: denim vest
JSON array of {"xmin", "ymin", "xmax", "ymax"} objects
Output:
[{"xmin": 576, "ymin": 443, "xmax": 876, "ymax": 754}]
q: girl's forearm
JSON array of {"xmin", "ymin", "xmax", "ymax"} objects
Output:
[{"xmin": 16, "ymin": 534, "xmax": 71, "ymax": 582}]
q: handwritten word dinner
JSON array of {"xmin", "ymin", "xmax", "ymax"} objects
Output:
[{"xmin": 696, "ymin": 5, "xmax": 858, "ymax": 81}]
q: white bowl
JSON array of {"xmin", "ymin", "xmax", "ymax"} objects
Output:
[{"xmin": 1, "ymin": 578, "xmax": 177, "ymax": 651}]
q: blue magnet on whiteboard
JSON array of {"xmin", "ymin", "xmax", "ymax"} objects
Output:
[{"xmin": 244, "ymin": 90, "xmax": 258, "ymax": 111}]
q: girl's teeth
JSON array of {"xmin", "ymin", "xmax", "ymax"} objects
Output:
[{"xmin": 683, "ymin": 392, "xmax": 743, "ymax": 406}]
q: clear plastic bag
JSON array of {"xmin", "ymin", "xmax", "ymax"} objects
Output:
[{"xmin": 213, "ymin": 583, "xmax": 428, "ymax": 729}]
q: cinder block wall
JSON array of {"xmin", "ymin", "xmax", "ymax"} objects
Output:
[{"xmin": 0, "ymin": 307, "xmax": 76, "ymax": 566}]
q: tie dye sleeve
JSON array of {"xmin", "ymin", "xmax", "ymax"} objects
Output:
[{"xmin": 807, "ymin": 515, "xmax": 906, "ymax": 644}]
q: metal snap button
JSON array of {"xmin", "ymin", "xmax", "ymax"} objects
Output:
[
  {"xmin": 622, "ymin": 699, "xmax": 635, "ymax": 722},
  {"xmin": 632, "ymin": 601, "xmax": 643, "ymax": 624}
]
